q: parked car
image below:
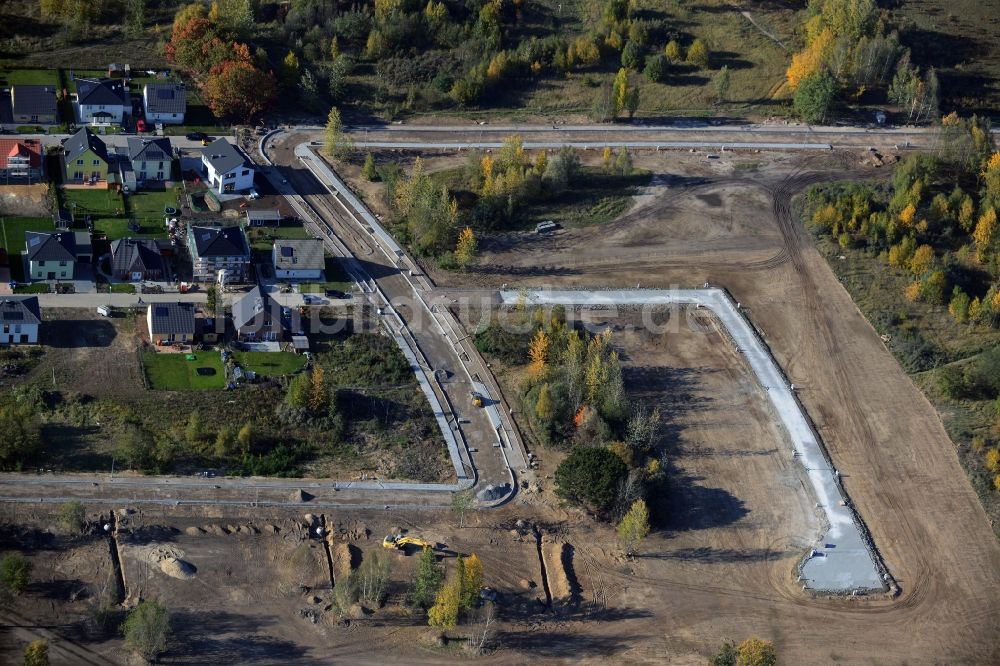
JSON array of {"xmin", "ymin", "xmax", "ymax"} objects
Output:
[
  {"xmin": 325, "ymin": 290, "xmax": 350, "ymax": 299},
  {"xmin": 185, "ymin": 132, "xmax": 206, "ymax": 141},
  {"xmin": 248, "ymin": 189, "xmax": 260, "ymax": 199}
]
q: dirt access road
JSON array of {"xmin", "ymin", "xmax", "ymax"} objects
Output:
[{"xmin": 426, "ymin": 148, "xmax": 1000, "ymax": 663}]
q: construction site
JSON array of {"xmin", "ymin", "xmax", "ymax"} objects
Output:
[{"xmin": 2, "ymin": 140, "xmax": 1000, "ymax": 665}]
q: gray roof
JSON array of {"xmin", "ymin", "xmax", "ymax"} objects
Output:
[
  {"xmin": 273, "ymin": 239, "xmax": 325, "ymax": 271},
  {"xmin": 11, "ymin": 85, "xmax": 57, "ymax": 117},
  {"xmin": 63, "ymin": 128, "xmax": 109, "ymax": 164},
  {"xmin": 201, "ymin": 138, "xmax": 250, "ymax": 175},
  {"xmin": 110, "ymin": 238, "xmax": 165, "ymax": 276},
  {"xmin": 127, "ymin": 136, "xmax": 172, "ymax": 162},
  {"xmin": 0, "ymin": 296, "xmax": 41, "ymax": 325},
  {"xmin": 231, "ymin": 286, "xmax": 276, "ymax": 330},
  {"xmin": 75, "ymin": 77, "xmax": 129, "ymax": 107},
  {"xmin": 144, "ymin": 83, "xmax": 186, "ymax": 114},
  {"xmin": 189, "ymin": 226, "xmax": 249, "ymax": 259},
  {"xmin": 148, "ymin": 302, "xmax": 196, "ymax": 335},
  {"xmin": 25, "ymin": 231, "xmax": 76, "ymax": 262}
]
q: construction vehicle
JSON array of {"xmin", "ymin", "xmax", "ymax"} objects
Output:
[
  {"xmin": 383, "ymin": 533, "xmax": 433, "ymax": 551},
  {"xmin": 470, "ymin": 391, "xmax": 483, "ymax": 408}
]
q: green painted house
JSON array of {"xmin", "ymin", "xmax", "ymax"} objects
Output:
[{"xmin": 62, "ymin": 128, "xmax": 110, "ymax": 184}]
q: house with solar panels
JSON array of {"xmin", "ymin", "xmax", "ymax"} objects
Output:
[
  {"xmin": 0, "ymin": 297, "xmax": 41, "ymax": 345},
  {"xmin": 146, "ymin": 302, "xmax": 196, "ymax": 345},
  {"xmin": 142, "ymin": 83, "xmax": 186, "ymax": 125},
  {"xmin": 272, "ymin": 239, "xmax": 325, "ymax": 281}
]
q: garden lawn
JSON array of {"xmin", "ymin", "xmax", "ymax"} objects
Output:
[
  {"xmin": 234, "ymin": 351, "xmax": 307, "ymax": 377},
  {"xmin": 126, "ymin": 188, "xmax": 183, "ymax": 223},
  {"xmin": 0, "ymin": 217, "xmax": 54, "ymax": 252},
  {"xmin": 300, "ymin": 258, "xmax": 354, "ymax": 294},
  {"xmin": 92, "ymin": 218, "xmax": 165, "ymax": 240},
  {"xmin": 0, "ymin": 68, "xmax": 59, "ymax": 86},
  {"xmin": 143, "ymin": 352, "xmax": 225, "ymax": 390},
  {"xmin": 63, "ymin": 188, "xmax": 124, "ymax": 218}
]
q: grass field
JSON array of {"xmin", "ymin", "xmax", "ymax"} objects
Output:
[
  {"xmin": 0, "ymin": 68, "xmax": 58, "ymax": 86},
  {"xmin": 13, "ymin": 283, "xmax": 49, "ymax": 294},
  {"xmin": 143, "ymin": 351, "xmax": 225, "ymax": 390},
  {"xmin": 247, "ymin": 223, "xmax": 313, "ymax": 251},
  {"xmin": 894, "ymin": 0, "xmax": 1000, "ymax": 116},
  {"xmin": 92, "ymin": 217, "xmax": 165, "ymax": 240},
  {"xmin": 234, "ymin": 351, "xmax": 307, "ymax": 377},
  {"xmin": 0, "ymin": 216, "xmax": 54, "ymax": 252},
  {"xmin": 126, "ymin": 188, "xmax": 183, "ymax": 222},
  {"xmin": 62, "ymin": 188, "xmax": 124, "ymax": 218},
  {"xmin": 298, "ymin": 258, "xmax": 354, "ymax": 294}
]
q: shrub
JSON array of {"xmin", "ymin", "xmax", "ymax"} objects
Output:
[{"xmin": 554, "ymin": 447, "xmax": 628, "ymax": 514}]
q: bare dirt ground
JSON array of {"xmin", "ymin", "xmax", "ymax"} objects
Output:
[
  {"xmin": 4, "ymin": 147, "xmax": 1000, "ymax": 663},
  {"xmin": 0, "ymin": 184, "xmax": 49, "ymax": 217}
]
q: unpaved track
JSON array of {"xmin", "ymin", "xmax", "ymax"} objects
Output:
[{"xmin": 453, "ymin": 151, "xmax": 1000, "ymax": 663}]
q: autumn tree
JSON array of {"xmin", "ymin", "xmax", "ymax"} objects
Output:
[
  {"xmin": 23, "ymin": 639, "xmax": 48, "ymax": 666},
  {"xmin": 686, "ymin": 38, "xmax": 709, "ymax": 68},
  {"xmin": 527, "ymin": 329, "xmax": 551, "ymax": 379},
  {"xmin": 203, "ymin": 61, "xmax": 277, "ymax": 122},
  {"xmin": 908, "ymin": 244, "xmax": 934, "ymax": 275},
  {"xmin": 617, "ymin": 498, "xmax": 650, "ymax": 557},
  {"xmin": 460, "ymin": 553, "xmax": 484, "ymax": 610},
  {"xmin": 664, "ymin": 40, "xmax": 682, "ymax": 63},
  {"xmin": 736, "ymin": 637, "xmax": 776, "ymax": 666},
  {"xmin": 307, "ymin": 367, "xmax": 328, "ymax": 414},
  {"xmin": 57, "ymin": 500, "xmax": 86, "ymax": 535},
  {"xmin": 281, "ymin": 50, "xmax": 301, "ymax": 89},
  {"xmin": 454, "ymin": 226, "xmax": 477, "ymax": 270},
  {"xmin": 611, "ymin": 67, "xmax": 629, "ymax": 119},
  {"xmin": 983, "ymin": 152, "xmax": 1000, "ymax": 206},
  {"xmin": 793, "ymin": 71, "xmax": 836, "ymax": 123},
  {"xmin": 324, "ymin": 106, "xmax": 352, "ymax": 159},
  {"xmin": 451, "ymin": 488, "xmax": 475, "ymax": 527},
  {"xmin": 428, "ymin": 579, "xmax": 461, "ymax": 628},
  {"xmin": 535, "ymin": 383, "xmax": 554, "ymax": 420},
  {"xmin": 973, "ymin": 208, "xmax": 997, "ymax": 262}
]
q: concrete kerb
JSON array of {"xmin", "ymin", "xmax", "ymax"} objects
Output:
[
  {"xmin": 293, "ymin": 144, "xmax": 520, "ymax": 504},
  {"xmin": 501, "ymin": 287, "xmax": 891, "ymax": 594},
  {"xmin": 262, "ymin": 135, "xmax": 499, "ymax": 500}
]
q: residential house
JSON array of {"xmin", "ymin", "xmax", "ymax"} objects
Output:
[
  {"xmin": 187, "ymin": 225, "xmax": 250, "ymax": 283},
  {"xmin": 272, "ymin": 239, "xmax": 325, "ymax": 281},
  {"xmin": 62, "ymin": 128, "xmax": 110, "ymax": 183},
  {"xmin": 142, "ymin": 83, "xmax": 186, "ymax": 125},
  {"xmin": 0, "ymin": 297, "xmax": 41, "ymax": 345},
  {"xmin": 75, "ymin": 77, "xmax": 129, "ymax": 125},
  {"xmin": 123, "ymin": 137, "xmax": 172, "ymax": 188},
  {"xmin": 147, "ymin": 302, "xmax": 196, "ymax": 345},
  {"xmin": 232, "ymin": 286, "xmax": 281, "ymax": 342},
  {"xmin": 0, "ymin": 139, "xmax": 42, "ymax": 182},
  {"xmin": 201, "ymin": 139, "xmax": 254, "ymax": 195},
  {"xmin": 10, "ymin": 85, "xmax": 58, "ymax": 124},
  {"xmin": 110, "ymin": 238, "xmax": 166, "ymax": 281},
  {"xmin": 246, "ymin": 209, "xmax": 281, "ymax": 227},
  {"xmin": 25, "ymin": 231, "xmax": 91, "ymax": 280}
]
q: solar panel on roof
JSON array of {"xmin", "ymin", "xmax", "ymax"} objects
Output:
[
  {"xmin": 5, "ymin": 312, "xmax": 23, "ymax": 320},
  {"xmin": 28, "ymin": 237, "xmax": 40, "ymax": 246},
  {"xmin": 155, "ymin": 306, "xmax": 168, "ymax": 316},
  {"xmin": 281, "ymin": 246, "xmax": 293, "ymax": 257},
  {"xmin": 156, "ymin": 89, "xmax": 175, "ymax": 99}
]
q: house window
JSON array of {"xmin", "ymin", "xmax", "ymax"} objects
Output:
[
  {"xmin": 59, "ymin": 261, "xmax": 67, "ymax": 267},
  {"xmin": 158, "ymin": 161, "xmax": 164, "ymax": 169},
  {"xmin": 92, "ymin": 159, "xmax": 100, "ymax": 165},
  {"xmin": 225, "ymin": 173, "xmax": 235, "ymax": 179},
  {"xmin": 76, "ymin": 159, "xmax": 83, "ymax": 165},
  {"xmin": 30, "ymin": 115, "xmax": 37, "ymax": 122},
  {"xmin": 73, "ymin": 171, "xmax": 83, "ymax": 180},
  {"xmin": 241, "ymin": 170, "xmax": 249, "ymax": 176}
]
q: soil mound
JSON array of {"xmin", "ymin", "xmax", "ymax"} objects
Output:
[
  {"xmin": 184, "ymin": 526, "xmax": 205, "ymax": 536},
  {"xmin": 160, "ymin": 557, "xmax": 196, "ymax": 580},
  {"xmin": 333, "ymin": 543, "xmax": 361, "ymax": 581},
  {"xmin": 542, "ymin": 537, "xmax": 577, "ymax": 603}
]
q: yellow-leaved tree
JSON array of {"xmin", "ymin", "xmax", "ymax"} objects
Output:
[
  {"xmin": 427, "ymin": 579, "xmax": 461, "ymax": 628},
  {"xmin": 454, "ymin": 226, "xmax": 477, "ymax": 270},
  {"xmin": 460, "ymin": 553, "xmax": 484, "ymax": 610},
  {"xmin": 973, "ymin": 207, "xmax": 997, "ymax": 261},
  {"xmin": 785, "ymin": 28, "xmax": 834, "ymax": 90},
  {"xmin": 983, "ymin": 151, "xmax": 1000, "ymax": 203},
  {"xmin": 535, "ymin": 383, "xmax": 554, "ymax": 420},
  {"xmin": 617, "ymin": 499, "xmax": 650, "ymax": 557},
  {"xmin": 908, "ymin": 244, "xmax": 934, "ymax": 275},
  {"xmin": 527, "ymin": 329, "xmax": 550, "ymax": 379},
  {"xmin": 308, "ymin": 367, "xmax": 327, "ymax": 414},
  {"xmin": 736, "ymin": 636, "xmax": 777, "ymax": 666}
]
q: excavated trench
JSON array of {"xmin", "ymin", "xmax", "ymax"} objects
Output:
[
  {"xmin": 106, "ymin": 511, "xmax": 127, "ymax": 605},
  {"xmin": 319, "ymin": 514, "xmax": 336, "ymax": 590},
  {"xmin": 532, "ymin": 525, "xmax": 553, "ymax": 609}
]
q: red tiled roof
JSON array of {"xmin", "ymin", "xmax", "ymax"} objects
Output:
[{"xmin": 0, "ymin": 139, "xmax": 41, "ymax": 170}]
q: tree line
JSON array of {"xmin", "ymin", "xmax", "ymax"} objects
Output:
[{"xmin": 787, "ymin": 0, "xmax": 938, "ymax": 124}]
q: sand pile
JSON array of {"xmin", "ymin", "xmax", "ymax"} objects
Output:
[
  {"xmin": 184, "ymin": 526, "xmax": 205, "ymax": 536},
  {"xmin": 160, "ymin": 557, "xmax": 196, "ymax": 580},
  {"xmin": 542, "ymin": 537, "xmax": 572, "ymax": 602}
]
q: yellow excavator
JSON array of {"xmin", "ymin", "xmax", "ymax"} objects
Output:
[
  {"xmin": 470, "ymin": 391, "xmax": 483, "ymax": 408},
  {"xmin": 382, "ymin": 533, "xmax": 433, "ymax": 551}
]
